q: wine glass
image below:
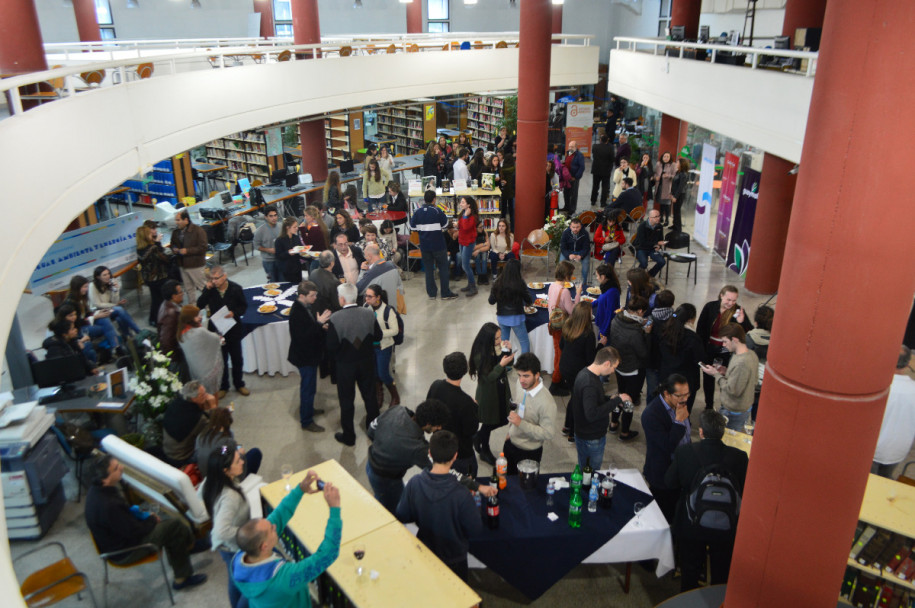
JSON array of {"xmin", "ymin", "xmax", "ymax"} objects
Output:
[
  {"xmin": 744, "ymin": 420, "xmax": 755, "ymax": 443},
  {"xmin": 608, "ymin": 463, "xmax": 619, "ymax": 481},
  {"xmin": 633, "ymin": 502, "xmax": 644, "ymax": 528},
  {"xmin": 281, "ymin": 464, "xmax": 293, "ymax": 492},
  {"xmin": 354, "ymin": 543, "xmax": 366, "ymax": 576}
]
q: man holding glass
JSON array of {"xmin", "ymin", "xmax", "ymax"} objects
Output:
[{"xmin": 641, "ymin": 374, "xmax": 691, "ymax": 523}]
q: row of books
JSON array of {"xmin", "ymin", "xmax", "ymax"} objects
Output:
[
  {"xmin": 841, "ymin": 568, "xmax": 914, "ymax": 607},
  {"xmin": 851, "ymin": 523, "xmax": 915, "ymax": 581}
]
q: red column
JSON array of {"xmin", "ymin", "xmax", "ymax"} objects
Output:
[
  {"xmin": 406, "ymin": 0, "xmax": 422, "ymax": 34},
  {"xmin": 671, "ymin": 0, "xmax": 701, "ymax": 39},
  {"xmin": 658, "ymin": 114, "xmax": 681, "ymax": 160},
  {"xmin": 782, "ymin": 0, "xmax": 827, "ymax": 41},
  {"xmin": 726, "ymin": 2, "xmax": 915, "ymax": 607},
  {"xmin": 291, "ymin": 0, "xmax": 327, "ymax": 182},
  {"xmin": 0, "ymin": 0, "xmax": 47, "ymax": 75},
  {"xmin": 551, "ymin": 4, "xmax": 562, "ymax": 36},
  {"xmin": 514, "ymin": 0, "xmax": 551, "ymax": 240},
  {"xmin": 253, "ymin": 0, "xmax": 275, "ymax": 39},
  {"xmin": 73, "ymin": 0, "xmax": 101, "ymax": 42},
  {"xmin": 743, "ymin": 153, "xmax": 795, "ymax": 294}
]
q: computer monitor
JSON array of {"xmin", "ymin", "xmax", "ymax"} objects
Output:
[
  {"xmin": 32, "ymin": 354, "xmax": 88, "ymax": 403},
  {"xmin": 699, "ymin": 25, "xmax": 710, "ymax": 42},
  {"xmin": 773, "ymin": 36, "xmax": 790, "ymax": 50},
  {"xmin": 221, "ymin": 192, "xmax": 233, "ymax": 205},
  {"xmin": 270, "ymin": 169, "xmax": 287, "ymax": 185},
  {"xmin": 339, "ymin": 158, "xmax": 355, "ymax": 176},
  {"xmin": 670, "ymin": 25, "xmax": 686, "ymax": 41},
  {"xmin": 285, "ymin": 173, "xmax": 299, "ymax": 188},
  {"xmin": 237, "ymin": 178, "xmax": 251, "ymax": 194}
]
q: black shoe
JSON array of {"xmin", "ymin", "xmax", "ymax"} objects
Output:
[
  {"xmin": 567, "ymin": 434, "xmax": 575, "ymax": 443},
  {"xmin": 334, "ymin": 432, "xmax": 356, "ymax": 447},
  {"xmin": 549, "ymin": 384, "xmax": 570, "ymax": 397},
  {"xmin": 561, "ymin": 426, "xmax": 572, "ymax": 437},
  {"xmin": 619, "ymin": 430, "xmax": 640, "ymax": 442},
  {"xmin": 313, "ymin": 408, "xmax": 325, "ymax": 415},
  {"xmin": 190, "ymin": 538, "xmax": 210, "ymax": 554},
  {"xmin": 478, "ymin": 275, "xmax": 489, "ymax": 285},
  {"xmin": 441, "ymin": 293, "xmax": 458, "ymax": 300},
  {"xmin": 173, "ymin": 573, "xmax": 207, "ymax": 590}
]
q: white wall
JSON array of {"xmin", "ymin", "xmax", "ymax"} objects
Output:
[
  {"xmin": 319, "ymin": 0, "xmax": 410, "ymax": 36},
  {"xmin": 450, "ymin": 0, "xmax": 520, "ymax": 33},
  {"xmin": 34, "ymin": 0, "xmax": 79, "ymax": 44},
  {"xmin": 701, "ymin": 8, "xmax": 786, "ymax": 42}
]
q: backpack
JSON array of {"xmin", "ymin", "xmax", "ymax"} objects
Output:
[
  {"xmin": 237, "ymin": 223, "xmax": 255, "ymax": 243},
  {"xmin": 383, "ymin": 305, "xmax": 405, "ymax": 346},
  {"xmin": 686, "ymin": 463, "xmax": 742, "ymax": 538}
]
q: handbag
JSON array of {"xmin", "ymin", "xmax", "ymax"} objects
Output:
[{"xmin": 549, "ymin": 307, "xmax": 568, "ymax": 331}]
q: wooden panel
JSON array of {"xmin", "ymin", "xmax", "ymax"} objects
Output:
[
  {"xmin": 172, "ymin": 153, "xmax": 194, "ymax": 200},
  {"xmin": 349, "ymin": 111, "xmax": 365, "ymax": 158},
  {"xmin": 423, "ymin": 103, "xmax": 437, "ymax": 144}
]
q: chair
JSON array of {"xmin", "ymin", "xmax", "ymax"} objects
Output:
[
  {"xmin": 15, "ymin": 542, "xmax": 98, "ymax": 608},
  {"xmin": 210, "ymin": 242, "xmax": 236, "ymax": 267},
  {"xmin": 578, "ymin": 210, "xmax": 597, "ymax": 228},
  {"xmin": 407, "ymin": 43, "xmax": 419, "ymax": 53},
  {"xmin": 406, "ymin": 231, "xmax": 424, "ymax": 278},
  {"xmin": 135, "ymin": 62, "xmax": 154, "ymax": 80},
  {"xmin": 460, "ymin": 41, "xmax": 471, "ymax": 50},
  {"xmin": 896, "ymin": 462, "xmax": 915, "ymax": 487},
  {"xmin": 495, "ymin": 41, "xmax": 508, "ymax": 49},
  {"xmin": 663, "ymin": 234, "xmax": 698, "ymax": 285},
  {"xmin": 51, "ymin": 424, "xmax": 94, "ymax": 502},
  {"xmin": 386, "ymin": 44, "xmax": 397, "ymax": 54},
  {"xmin": 520, "ymin": 229, "xmax": 550, "ymax": 276},
  {"xmin": 236, "ymin": 226, "xmax": 254, "ymax": 266},
  {"xmin": 251, "ymin": 53, "xmax": 265, "ymax": 64},
  {"xmin": 80, "ymin": 70, "xmax": 105, "ymax": 87},
  {"xmin": 340, "ymin": 46, "xmax": 353, "ymax": 57},
  {"xmin": 20, "ymin": 65, "xmax": 66, "ymax": 103},
  {"xmin": 277, "ymin": 50, "xmax": 292, "ymax": 62},
  {"xmin": 90, "ymin": 536, "xmax": 174, "ymax": 607}
]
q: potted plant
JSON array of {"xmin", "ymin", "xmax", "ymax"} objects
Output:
[
  {"xmin": 128, "ymin": 346, "xmax": 182, "ymax": 447},
  {"xmin": 543, "ymin": 213, "xmax": 571, "ymax": 262}
]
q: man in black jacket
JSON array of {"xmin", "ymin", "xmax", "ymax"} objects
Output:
[
  {"xmin": 590, "ymin": 133, "xmax": 614, "ymax": 207},
  {"xmin": 665, "ymin": 409, "xmax": 748, "ymax": 592},
  {"xmin": 426, "ymin": 352, "xmax": 480, "ymax": 477},
  {"xmin": 327, "ymin": 282, "xmax": 382, "ymax": 446},
  {"xmin": 330, "ymin": 233, "xmax": 365, "ymax": 284},
  {"xmin": 196, "ymin": 266, "xmax": 249, "ymax": 399},
  {"xmin": 607, "ymin": 177, "xmax": 642, "ymax": 222},
  {"xmin": 641, "ymin": 374, "xmax": 691, "ymax": 523},
  {"xmin": 288, "ymin": 281, "xmax": 331, "ymax": 432},
  {"xmin": 395, "ymin": 430, "xmax": 482, "ymax": 581},
  {"xmin": 85, "ymin": 454, "xmax": 206, "ymax": 590},
  {"xmin": 633, "ymin": 209, "xmax": 668, "ymax": 277},
  {"xmin": 571, "ymin": 347, "xmax": 631, "ymax": 470},
  {"xmin": 311, "ymin": 251, "xmax": 342, "ymax": 316}
]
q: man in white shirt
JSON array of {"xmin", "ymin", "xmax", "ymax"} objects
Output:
[
  {"xmin": 872, "ymin": 345, "xmax": 915, "ymax": 478},
  {"xmin": 502, "ymin": 353, "xmax": 556, "ymax": 474},
  {"xmin": 452, "ymin": 148, "xmax": 470, "ymax": 184}
]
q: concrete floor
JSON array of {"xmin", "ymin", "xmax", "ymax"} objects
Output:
[{"xmin": 9, "ymin": 167, "xmax": 904, "ymax": 607}]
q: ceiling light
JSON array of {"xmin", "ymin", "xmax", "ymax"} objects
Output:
[
  {"xmin": 353, "ymin": 0, "xmax": 363, "ymax": 7},
  {"xmin": 552, "ymin": 0, "xmax": 564, "ymax": 4},
  {"xmin": 464, "ymin": 0, "xmax": 478, "ymax": 4},
  {"xmin": 126, "ymin": 0, "xmax": 139, "ymax": 7},
  {"xmin": 191, "ymin": 0, "xmax": 201, "ymax": 7},
  {"xmin": 399, "ymin": 0, "xmax": 412, "ymax": 3}
]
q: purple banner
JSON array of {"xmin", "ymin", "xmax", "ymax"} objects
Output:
[
  {"xmin": 726, "ymin": 168, "xmax": 761, "ymax": 277},
  {"xmin": 714, "ymin": 152, "xmax": 739, "ymax": 259}
]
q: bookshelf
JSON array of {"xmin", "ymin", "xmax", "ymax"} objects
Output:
[
  {"xmin": 840, "ymin": 475, "xmax": 915, "ymax": 607},
  {"xmin": 374, "ymin": 100, "xmax": 436, "ymax": 156},
  {"xmin": 116, "ymin": 155, "xmax": 194, "ymax": 207},
  {"xmin": 466, "ymin": 95, "xmax": 506, "ymax": 151},
  {"xmin": 322, "ymin": 112, "xmax": 364, "ymax": 165},
  {"xmin": 205, "ymin": 130, "xmax": 272, "ymax": 184},
  {"xmin": 407, "ymin": 187, "xmax": 502, "ymax": 232}
]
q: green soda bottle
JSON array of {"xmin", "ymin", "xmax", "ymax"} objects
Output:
[{"xmin": 569, "ymin": 464, "xmax": 583, "ymax": 528}]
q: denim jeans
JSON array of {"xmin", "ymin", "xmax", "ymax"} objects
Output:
[
  {"xmin": 420, "ymin": 249, "xmax": 453, "ymax": 298},
  {"xmin": 109, "ymin": 306, "xmax": 141, "ymax": 335},
  {"xmin": 219, "ymin": 550, "xmax": 249, "ymax": 608},
  {"xmin": 559, "ymin": 253, "xmax": 590, "ymax": 286},
  {"xmin": 488, "ymin": 251, "xmax": 515, "ymax": 276},
  {"xmin": 636, "ymin": 249, "xmax": 666, "ymax": 277},
  {"xmin": 261, "ymin": 260, "xmax": 282, "ymax": 283},
  {"xmin": 497, "ymin": 317, "xmax": 530, "ymax": 354},
  {"xmin": 83, "ymin": 318, "xmax": 119, "ymax": 350},
  {"xmin": 297, "ymin": 365, "xmax": 318, "ymax": 426},
  {"xmin": 375, "ymin": 346, "xmax": 394, "ymax": 384},
  {"xmin": 574, "ymin": 436, "xmax": 607, "ymax": 471},
  {"xmin": 719, "ymin": 407, "xmax": 750, "ymax": 432},
  {"xmin": 366, "ymin": 196, "xmax": 384, "ymax": 213},
  {"xmin": 460, "ymin": 244, "xmax": 477, "ymax": 287},
  {"xmin": 365, "ymin": 461, "xmax": 404, "ymax": 514}
]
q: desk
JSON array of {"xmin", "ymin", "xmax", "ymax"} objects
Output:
[
  {"xmin": 261, "ymin": 459, "xmax": 480, "ymax": 608},
  {"xmin": 12, "ymin": 380, "xmax": 133, "ymax": 416},
  {"xmin": 722, "ymin": 428, "xmax": 752, "ymax": 456},
  {"xmin": 192, "ymin": 162, "xmax": 228, "ymax": 197}
]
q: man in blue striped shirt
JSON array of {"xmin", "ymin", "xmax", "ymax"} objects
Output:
[{"xmin": 410, "ymin": 190, "xmax": 458, "ymax": 300}]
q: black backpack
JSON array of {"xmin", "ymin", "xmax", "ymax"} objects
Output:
[
  {"xmin": 686, "ymin": 463, "xmax": 742, "ymax": 538},
  {"xmin": 383, "ymin": 305, "xmax": 405, "ymax": 346}
]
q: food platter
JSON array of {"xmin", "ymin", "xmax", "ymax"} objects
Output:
[
  {"xmin": 281, "ymin": 308, "xmax": 291, "ymax": 316},
  {"xmin": 291, "ymin": 245, "xmax": 313, "ymax": 254},
  {"xmin": 523, "ymin": 305, "xmax": 537, "ymax": 315},
  {"xmin": 581, "ymin": 295, "xmax": 595, "ymax": 303},
  {"xmin": 533, "ymin": 298, "xmax": 549, "ymax": 308},
  {"xmin": 257, "ymin": 304, "xmax": 278, "ymax": 314},
  {"xmin": 263, "ymin": 283, "xmax": 281, "ymax": 290},
  {"xmin": 264, "ymin": 289, "xmax": 282, "ymax": 297},
  {"xmin": 527, "ymin": 281, "xmax": 544, "ymax": 289},
  {"xmin": 586, "ymin": 286, "xmax": 601, "ymax": 296}
]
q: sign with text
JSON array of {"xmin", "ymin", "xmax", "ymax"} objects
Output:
[
  {"xmin": 693, "ymin": 144, "xmax": 717, "ymax": 249},
  {"xmin": 29, "ymin": 213, "xmax": 143, "ymax": 293},
  {"xmin": 565, "ymin": 102, "xmax": 594, "ymax": 158},
  {"xmin": 714, "ymin": 152, "xmax": 740, "ymax": 259},
  {"xmin": 726, "ymin": 168, "xmax": 761, "ymax": 277}
]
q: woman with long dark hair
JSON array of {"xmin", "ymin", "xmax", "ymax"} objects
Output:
[
  {"xmin": 330, "ymin": 209, "xmax": 360, "ymax": 243},
  {"xmin": 468, "ymin": 148, "xmax": 485, "ymax": 182},
  {"xmin": 469, "ymin": 322, "xmax": 514, "ymax": 465},
  {"xmin": 384, "ymin": 181, "xmax": 409, "ymax": 228},
  {"xmin": 592, "ymin": 262, "xmax": 622, "ymax": 338},
  {"xmin": 670, "ymin": 157, "xmax": 690, "ymax": 232},
  {"xmin": 657, "ymin": 303, "xmax": 705, "ymax": 413},
  {"xmin": 653, "ymin": 151, "xmax": 676, "ymax": 226},
  {"xmin": 202, "ymin": 439, "xmax": 250, "ymax": 608},
  {"xmin": 626, "ymin": 266, "xmax": 657, "ymax": 310},
  {"xmin": 64, "ymin": 275, "xmax": 125, "ymax": 356},
  {"xmin": 89, "ymin": 265, "xmax": 142, "ymax": 336},
  {"xmin": 488, "ymin": 259, "xmax": 533, "ymax": 353},
  {"xmin": 136, "ymin": 223, "xmax": 170, "ymax": 326},
  {"xmin": 558, "ymin": 302, "xmax": 608, "ymax": 439},
  {"xmin": 636, "ymin": 152, "xmax": 654, "ymax": 208},
  {"xmin": 275, "ymin": 217, "xmax": 305, "ymax": 283},
  {"xmin": 593, "ymin": 212, "xmax": 626, "ymax": 266},
  {"xmin": 696, "ymin": 285, "xmax": 754, "ymax": 410},
  {"xmin": 457, "ymin": 196, "xmax": 482, "ymax": 296},
  {"xmin": 488, "ymin": 218, "xmax": 514, "ymax": 280},
  {"xmin": 609, "ymin": 295, "xmax": 650, "ymax": 440},
  {"xmin": 323, "ymin": 170, "xmax": 342, "ymax": 211}
]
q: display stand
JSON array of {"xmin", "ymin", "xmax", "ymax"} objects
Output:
[{"xmin": 407, "ymin": 187, "xmax": 502, "ymax": 232}]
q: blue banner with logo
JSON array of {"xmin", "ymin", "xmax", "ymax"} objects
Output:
[{"xmin": 726, "ymin": 168, "xmax": 761, "ymax": 277}]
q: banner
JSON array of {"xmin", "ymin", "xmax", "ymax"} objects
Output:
[
  {"xmin": 693, "ymin": 143, "xmax": 717, "ymax": 250},
  {"xmin": 714, "ymin": 151, "xmax": 740, "ymax": 259},
  {"xmin": 726, "ymin": 168, "xmax": 761, "ymax": 277},
  {"xmin": 564, "ymin": 102, "xmax": 593, "ymax": 158},
  {"xmin": 29, "ymin": 213, "xmax": 143, "ymax": 293}
]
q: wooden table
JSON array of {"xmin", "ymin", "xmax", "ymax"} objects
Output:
[
  {"xmin": 192, "ymin": 161, "xmax": 228, "ymax": 197},
  {"xmin": 723, "ymin": 428, "xmax": 752, "ymax": 456},
  {"xmin": 857, "ymin": 473, "xmax": 915, "ymax": 536},
  {"xmin": 260, "ymin": 459, "xmax": 480, "ymax": 608},
  {"xmin": 364, "ymin": 211, "xmax": 407, "ymax": 222}
]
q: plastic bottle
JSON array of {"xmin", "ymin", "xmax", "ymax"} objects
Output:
[
  {"xmin": 496, "ymin": 452, "xmax": 508, "ymax": 490},
  {"xmin": 546, "ymin": 481, "xmax": 555, "ymax": 508},
  {"xmin": 474, "ymin": 491, "xmax": 482, "ymax": 510},
  {"xmin": 570, "ymin": 464, "xmax": 583, "ymax": 495},
  {"xmin": 569, "ymin": 484, "xmax": 583, "ymax": 528},
  {"xmin": 588, "ymin": 479, "xmax": 599, "ymax": 513},
  {"xmin": 486, "ymin": 473, "xmax": 500, "ymax": 530}
]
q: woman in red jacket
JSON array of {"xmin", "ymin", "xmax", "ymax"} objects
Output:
[
  {"xmin": 457, "ymin": 196, "xmax": 481, "ymax": 296},
  {"xmin": 592, "ymin": 212, "xmax": 627, "ymax": 266}
]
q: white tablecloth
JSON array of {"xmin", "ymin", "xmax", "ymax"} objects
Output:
[
  {"xmin": 467, "ymin": 468, "xmax": 675, "ymax": 578},
  {"xmin": 241, "ymin": 320, "xmax": 297, "ymax": 376},
  {"xmin": 506, "ymin": 322, "xmax": 599, "ymax": 375}
]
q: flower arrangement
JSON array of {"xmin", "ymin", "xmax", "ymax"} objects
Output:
[
  {"xmin": 129, "ymin": 346, "xmax": 182, "ymax": 445},
  {"xmin": 543, "ymin": 213, "xmax": 571, "ymax": 259}
]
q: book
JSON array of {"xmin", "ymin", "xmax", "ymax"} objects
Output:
[
  {"xmin": 860, "ymin": 529, "xmax": 893, "ymax": 566},
  {"xmin": 480, "ymin": 173, "xmax": 495, "ymax": 190},
  {"xmin": 852, "ymin": 526, "xmax": 878, "ymax": 561},
  {"xmin": 852, "ymin": 572, "xmax": 879, "ymax": 607},
  {"xmin": 876, "ymin": 535, "xmax": 907, "ymax": 571},
  {"xmin": 841, "ymin": 566, "xmax": 858, "ymax": 598},
  {"xmin": 887, "ymin": 543, "xmax": 913, "ymax": 574},
  {"xmin": 895, "ymin": 552, "xmax": 915, "ymax": 581}
]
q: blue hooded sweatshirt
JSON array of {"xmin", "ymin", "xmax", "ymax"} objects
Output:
[{"xmin": 233, "ymin": 486, "xmax": 342, "ymax": 608}]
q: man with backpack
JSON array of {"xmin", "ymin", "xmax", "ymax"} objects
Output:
[
  {"xmin": 665, "ymin": 409, "xmax": 748, "ymax": 592},
  {"xmin": 364, "ymin": 283, "xmax": 403, "ymax": 410}
]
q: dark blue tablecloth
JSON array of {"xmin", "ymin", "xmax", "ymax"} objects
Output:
[
  {"xmin": 523, "ymin": 284, "xmax": 577, "ymax": 333},
  {"xmin": 469, "ymin": 472, "xmax": 653, "ymax": 600},
  {"xmin": 240, "ymin": 282, "xmax": 296, "ymax": 328}
]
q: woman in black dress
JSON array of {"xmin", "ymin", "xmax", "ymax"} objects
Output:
[{"xmin": 275, "ymin": 216, "xmax": 305, "ymax": 283}]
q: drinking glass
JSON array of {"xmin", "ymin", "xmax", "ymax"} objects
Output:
[
  {"xmin": 608, "ymin": 463, "xmax": 619, "ymax": 480},
  {"xmin": 633, "ymin": 502, "xmax": 644, "ymax": 528},
  {"xmin": 744, "ymin": 421, "xmax": 755, "ymax": 443},
  {"xmin": 354, "ymin": 543, "xmax": 366, "ymax": 576},
  {"xmin": 281, "ymin": 464, "xmax": 293, "ymax": 492}
]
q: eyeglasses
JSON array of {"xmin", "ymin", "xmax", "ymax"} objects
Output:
[{"xmin": 672, "ymin": 392, "xmax": 691, "ymax": 399}]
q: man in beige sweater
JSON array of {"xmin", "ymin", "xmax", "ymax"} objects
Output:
[
  {"xmin": 503, "ymin": 353, "xmax": 557, "ymax": 474},
  {"xmin": 701, "ymin": 324, "xmax": 758, "ymax": 432}
]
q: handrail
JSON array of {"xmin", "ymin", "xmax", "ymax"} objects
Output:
[{"xmin": 613, "ymin": 36, "xmax": 818, "ymax": 77}]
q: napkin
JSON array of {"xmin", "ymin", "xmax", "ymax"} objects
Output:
[
  {"xmin": 549, "ymin": 477, "xmax": 569, "ymax": 489},
  {"xmin": 252, "ymin": 295, "xmax": 274, "ymax": 302},
  {"xmin": 276, "ymin": 299, "xmax": 294, "ymax": 307},
  {"xmin": 536, "ymin": 293, "xmax": 548, "ymax": 299},
  {"xmin": 546, "ymin": 512, "xmax": 559, "ymax": 522}
]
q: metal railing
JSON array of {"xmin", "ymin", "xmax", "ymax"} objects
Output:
[
  {"xmin": 613, "ymin": 36, "xmax": 818, "ymax": 77},
  {"xmin": 2, "ymin": 33, "xmax": 591, "ymax": 117}
]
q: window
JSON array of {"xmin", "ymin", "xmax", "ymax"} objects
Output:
[
  {"xmin": 274, "ymin": 0, "xmax": 292, "ymax": 37},
  {"xmin": 658, "ymin": 0, "xmax": 671, "ymax": 37},
  {"xmin": 95, "ymin": 0, "xmax": 116, "ymax": 39},
  {"xmin": 427, "ymin": 0, "xmax": 450, "ymax": 33}
]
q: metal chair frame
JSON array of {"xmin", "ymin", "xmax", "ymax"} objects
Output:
[
  {"xmin": 94, "ymin": 539, "xmax": 175, "ymax": 608},
  {"xmin": 15, "ymin": 542, "xmax": 99, "ymax": 608}
]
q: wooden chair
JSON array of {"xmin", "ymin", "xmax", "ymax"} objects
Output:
[
  {"xmin": 135, "ymin": 62, "xmax": 154, "ymax": 79},
  {"xmin": 520, "ymin": 229, "xmax": 551, "ymax": 276},
  {"xmin": 407, "ymin": 43, "xmax": 419, "ymax": 53},
  {"xmin": 474, "ymin": 40, "xmax": 484, "ymax": 49},
  {"xmin": 80, "ymin": 70, "xmax": 105, "ymax": 87},
  {"xmin": 251, "ymin": 53, "xmax": 265, "ymax": 64},
  {"xmin": 90, "ymin": 536, "xmax": 174, "ymax": 607},
  {"xmin": 578, "ymin": 210, "xmax": 597, "ymax": 228},
  {"xmin": 15, "ymin": 542, "xmax": 98, "ymax": 608},
  {"xmin": 895, "ymin": 462, "xmax": 915, "ymax": 487},
  {"xmin": 406, "ymin": 231, "xmax": 424, "ymax": 278},
  {"xmin": 277, "ymin": 50, "xmax": 292, "ymax": 62},
  {"xmin": 20, "ymin": 65, "xmax": 65, "ymax": 102},
  {"xmin": 340, "ymin": 46, "xmax": 353, "ymax": 57},
  {"xmin": 495, "ymin": 41, "xmax": 508, "ymax": 49},
  {"xmin": 386, "ymin": 44, "xmax": 397, "ymax": 54}
]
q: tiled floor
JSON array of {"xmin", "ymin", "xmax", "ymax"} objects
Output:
[{"xmin": 10, "ymin": 166, "xmax": 903, "ymax": 608}]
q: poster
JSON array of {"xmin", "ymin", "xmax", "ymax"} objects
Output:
[
  {"xmin": 714, "ymin": 151, "xmax": 739, "ymax": 259},
  {"xmin": 29, "ymin": 213, "xmax": 143, "ymax": 293},
  {"xmin": 264, "ymin": 127, "xmax": 282, "ymax": 157},
  {"xmin": 564, "ymin": 102, "xmax": 593, "ymax": 158},
  {"xmin": 693, "ymin": 144, "xmax": 717, "ymax": 250},
  {"xmin": 726, "ymin": 168, "xmax": 761, "ymax": 277}
]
